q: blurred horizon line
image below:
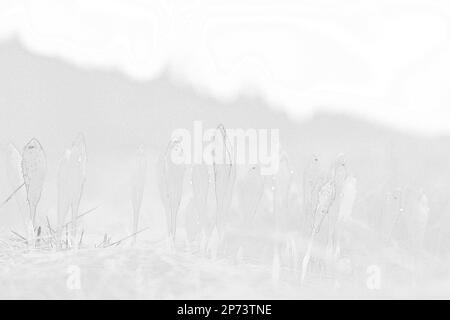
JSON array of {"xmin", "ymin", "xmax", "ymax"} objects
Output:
[{"xmin": 0, "ymin": 37, "xmax": 449, "ymax": 140}]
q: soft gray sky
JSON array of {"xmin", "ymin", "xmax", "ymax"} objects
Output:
[{"xmin": 1, "ymin": 0, "xmax": 449, "ymax": 135}]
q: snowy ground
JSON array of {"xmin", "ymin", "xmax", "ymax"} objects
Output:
[{"xmin": 0, "ymin": 226, "xmax": 449, "ymax": 299}]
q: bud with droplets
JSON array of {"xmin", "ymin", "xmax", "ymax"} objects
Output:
[
  {"xmin": 238, "ymin": 164, "xmax": 265, "ymax": 224},
  {"xmin": 303, "ymin": 154, "xmax": 323, "ymax": 229},
  {"xmin": 21, "ymin": 138, "xmax": 46, "ymax": 226},
  {"xmin": 332, "ymin": 153, "xmax": 348, "ymax": 198},
  {"xmin": 272, "ymin": 150, "xmax": 293, "ymax": 229},
  {"xmin": 313, "ymin": 179, "xmax": 336, "ymax": 233},
  {"xmin": 4, "ymin": 143, "xmax": 28, "ymax": 230},
  {"xmin": 212, "ymin": 124, "xmax": 236, "ymax": 235},
  {"xmin": 158, "ymin": 137, "xmax": 185, "ymax": 244},
  {"xmin": 57, "ymin": 134, "xmax": 87, "ymax": 247}
]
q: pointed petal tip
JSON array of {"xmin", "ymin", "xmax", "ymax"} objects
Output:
[{"xmin": 25, "ymin": 138, "xmax": 43, "ymax": 149}]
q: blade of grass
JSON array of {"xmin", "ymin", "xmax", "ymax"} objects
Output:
[
  {"xmin": 0, "ymin": 182, "xmax": 25, "ymax": 209},
  {"xmin": 104, "ymin": 227, "xmax": 150, "ymax": 248},
  {"xmin": 61, "ymin": 205, "xmax": 100, "ymax": 229},
  {"xmin": 46, "ymin": 216, "xmax": 55, "ymax": 234},
  {"xmin": 10, "ymin": 229, "xmax": 27, "ymax": 242}
]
